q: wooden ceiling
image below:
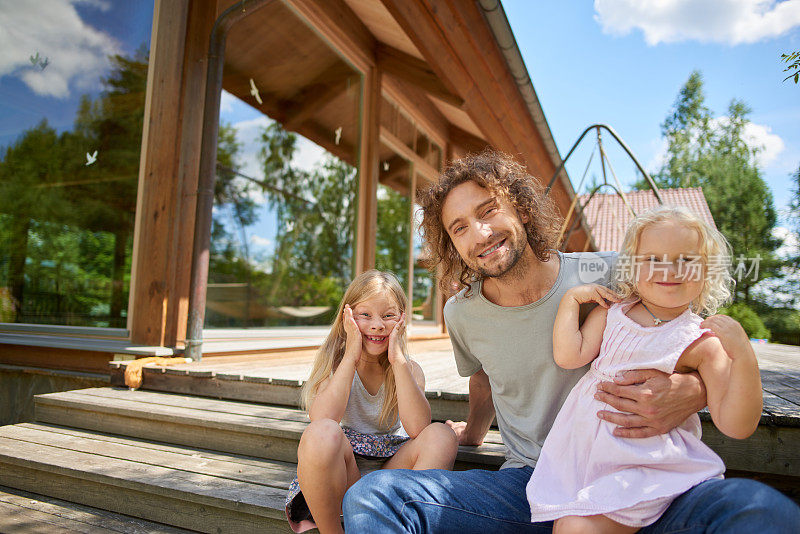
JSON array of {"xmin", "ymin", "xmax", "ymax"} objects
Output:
[{"xmin": 212, "ymin": 0, "xmax": 591, "ymax": 250}]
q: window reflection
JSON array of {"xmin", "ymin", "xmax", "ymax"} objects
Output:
[
  {"xmin": 205, "ymin": 1, "xmax": 361, "ymax": 328},
  {"xmin": 0, "ymin": 2, "xmax": 153, "ymax": 328},
  {"xmin": 412, "ymin": 201, "xmax": 437, "ymax": 322}
]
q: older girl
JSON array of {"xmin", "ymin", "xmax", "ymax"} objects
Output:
[{"xmin": 286, "ymin": 270, "xmax": 458, "ymax": 533}]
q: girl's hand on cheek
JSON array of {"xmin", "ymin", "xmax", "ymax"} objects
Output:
[
  {"xmin": 343, "ymin": 305, "xmax": 362, "ymax": 364},
  {"xmin": 388, "ymin": 313, "xmax": 406, "ymax": 366}
]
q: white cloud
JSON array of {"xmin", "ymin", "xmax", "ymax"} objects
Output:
[
  {"xmin": 646, "ymin": 137, "xmax": 670, "ymax": 174},
  {"xmin": 594, "ymin": 0, "xmax": 800, "ymax": 45},
  {"xmin": 292, "ymin": 137, "xmax": 327, "ymax": 172},
  {"xmin": 220, "ymin": 90, "xmax": 236, "ymax": 114},
  {"xmin": 773, "ymin": 226, "xmax": 799, "ymax": 258},
  {"xmin": 250, "ymin": 235, "xmax": 272, "ymax": 248},
  {"xmin": 230, "ymin": 115, "xmax": 328, "ymax": 180},
  {"xmin": 0, "ymin": 0, "xmax": 122, "ymax": 98},
  {"xmin": 742, "ymin": 122, "xmax": 785, "ymax": 167}
]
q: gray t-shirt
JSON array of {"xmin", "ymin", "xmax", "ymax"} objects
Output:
[{"xmin": 444, "ymin": 250, "xmax": 617, "ymax": 469}]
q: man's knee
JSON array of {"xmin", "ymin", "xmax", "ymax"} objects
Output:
[
  {"xmin": 718, "ymin": 478, "xmax": 800, "ymax": 520},
  {"xmin": 671, "ymin": 478, "xmax": 800, "ymax": 531},
  {"xmin": 343, "ymin": 469, "xmax": 401, "ymax": 512}
]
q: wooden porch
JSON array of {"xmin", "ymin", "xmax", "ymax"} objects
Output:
[{"xmin": 0, "ymin": 340, "xmax": 797, "ymax": 532}]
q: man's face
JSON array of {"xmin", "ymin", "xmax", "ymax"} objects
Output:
[{"xmin": 441, "ymin": 181, "xmax": 530, "ymax": 278}]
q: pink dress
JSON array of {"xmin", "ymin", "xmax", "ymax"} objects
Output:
[{"xmin": 526, "ymin": 301, "xmax": 725, "ymax": 527}]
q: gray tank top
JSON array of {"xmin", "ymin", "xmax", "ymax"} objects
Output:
[{"xmin": 340, "ymin": 371, "xmax": 405, "ymax": 436}]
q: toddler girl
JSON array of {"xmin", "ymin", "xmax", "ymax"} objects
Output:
[
  {"xmin": 285, "ymin": 270, "xmax": 458, "ymax": 533},
  {"xmin": 527, "ymin": 206, "xmax": 762, "ymax": 532}
]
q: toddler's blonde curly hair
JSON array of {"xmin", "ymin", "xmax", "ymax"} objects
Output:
[{"xmin": 614, "ymin": 205, "xmax": 734, "ymax": 316}]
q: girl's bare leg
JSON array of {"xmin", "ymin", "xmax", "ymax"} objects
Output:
[
  {"xmin": 554, "ymin": 514, "xmax": 639, "ymax": 534},
  {"xmin": 296, "ymin": 419, "xmax": 361, "ymax": 534},
  {"xmin": 383, "ymin": 422, "xmax": 459, "ymax": 470}
]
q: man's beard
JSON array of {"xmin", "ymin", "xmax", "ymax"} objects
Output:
[{"xmin": 472, "ymin": 230, "xmax": 529, "ymax": 280}]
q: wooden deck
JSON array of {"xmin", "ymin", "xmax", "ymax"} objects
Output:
[
  {"xmin": 108, "ymin": 339, "xmax": 800, "ymax": 492},
  {"xmin": 112, "ymin": 339, "xmax": 800, "ymax": 425}
]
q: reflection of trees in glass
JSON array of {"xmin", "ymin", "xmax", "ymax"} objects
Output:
[
  {"xmin": 207, "ymin": 122, "xmax": 358, "ymax": 327},
  {"xmin": 0, "ymin": 51, "xmax": 146, "ymax": 326},
  {"xmin": 376, "ymin": 186, "xmax": 411, "ymax": 289}
]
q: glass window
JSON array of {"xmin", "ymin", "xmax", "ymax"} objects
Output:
[
  {"xmin": 376, "ymin": 151, "xmax": 412, "ymax": 291},
  {"xmin": 205, "ymin": 1, "xmax": 362, "ymax": 328},
  {"xmin": 412, "ymin": 199, "xmax": 437, "ymax": 322},
  {"xmin": 0, "ymin": 2, "xmax": 154, "ymax": 328}
]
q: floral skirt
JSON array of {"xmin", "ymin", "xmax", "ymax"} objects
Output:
[{"xmin": 285, "ymin": 426, "xmax": 410, "ymax": 533}]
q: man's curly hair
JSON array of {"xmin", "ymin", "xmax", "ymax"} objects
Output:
[{"xmin": 417, "ymin": 150, "xmax": 563, "ymax": 296}]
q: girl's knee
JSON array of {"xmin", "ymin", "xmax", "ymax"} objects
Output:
[
  {"xmin": 419, "ymin": 422, "xmax": 459, "ymax": 450},
  {"xmin": 298, "ymin": 419, "xmax": 345, "ymax": 457}
]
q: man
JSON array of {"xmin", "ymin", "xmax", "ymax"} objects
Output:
[{"xmin": 343, "ymin": 151, "xmax": 798, "ymax": 532}]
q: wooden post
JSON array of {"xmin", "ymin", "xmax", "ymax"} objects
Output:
[
  {"xmin": 129, "ymin": 0, "xmax": 191, "ymax": 347},
  {"xmin": 354, "ymin": 66, "xmax": 381, "ymax": 274},
  {"xmin": 166, "ymin": 0, "xmax": 219, "ymax": 347}
]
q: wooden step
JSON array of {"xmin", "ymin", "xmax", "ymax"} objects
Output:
[
  {"xmin": 34, "ymin": 387, "xmax": 507, "ymax": 468},
  {"xmin": 0, "ymin": 423, "xmax": 297, "ymax": 533},
  {"xmin": 0, "ymin": 484, "xmax": 193, "ymax": 534},
  {"xmin": 109, "ymin": 362, "xmax": 471, "ymax": 422}
]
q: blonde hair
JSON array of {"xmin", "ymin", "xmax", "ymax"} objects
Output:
[
  {"xmin": 300, "ymin": 270, "xmax": 409, "ymax": 430},
  {"xmin": 614, "ymin": 205, "xmax": 734, "ymax": 316}
]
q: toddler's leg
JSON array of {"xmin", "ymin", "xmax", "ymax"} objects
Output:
[
  {"xmin": 296, "ymin": 419, "xmax": 360, "ymax": 534},
  {"xmin": 383, "ymin": 422, "xmax": 459, "ymax": 470},
  {"xmin": 555, "ymin": 514, "xmax": 639, "ymax": 534}
]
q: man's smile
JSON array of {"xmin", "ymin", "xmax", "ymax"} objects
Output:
[{"xmin": 478, "ymin": 239, "xmax": 506, "ymax": 258}]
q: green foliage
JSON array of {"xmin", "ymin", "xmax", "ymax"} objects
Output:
[
  {"xmin": 719, "ymin": 303, "xmax": 771, "ymax": 340},
  {"xmin": 0, "ymin": 51, "xmax": 146, "ymax": 326},
  {"xmin": 761, "ymin": 307, "xmax": 800, "ymax": 345},
  {"xmin": 637, "ymin": 71, "xmax": 780, "ymax": 304},
  {"xmin": 781, "ymin": 51, "xmax": 800, "ymax": 84},
  {"xmin": 376, "ymin": 186, "xmax": 411, "ymax": 288}
]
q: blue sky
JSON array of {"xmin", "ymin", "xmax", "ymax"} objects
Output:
[
  {"xmin": 0, "ymin": 1, "xmax": 152, "ymax": 149},
  {"xmin": 502, "ymin": 0, "xmax": 800, "ymax": 227}
]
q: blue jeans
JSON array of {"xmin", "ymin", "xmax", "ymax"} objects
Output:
[{"xmin": 342, "ymin": 467, "xmax": 800, "ymax": 533}]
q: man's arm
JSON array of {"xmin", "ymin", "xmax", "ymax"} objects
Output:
[
  {"xmin": 594, "ymin": 370, "xmax": 707, "ymax": 438},
  {"xmin": 446, "ymin": 368, "xmax": 495, "ymax": 446}
]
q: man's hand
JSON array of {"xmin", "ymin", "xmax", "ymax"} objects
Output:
[
  {"xmin": 445, "ymin": 420, "xmax": 483, "ymax": 446},
  {"xmin": 594, "ymin": 369, "xmax": 707, "ymax": 438}
]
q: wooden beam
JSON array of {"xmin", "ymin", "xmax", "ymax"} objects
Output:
[
  {"xmin": 382, "ymin": 77, "xmax": 448, "ymax": 149},
  {"xmin": 283, "ymin": 77, "xmax": 350, "ymax": 130},
  {"xmin": 448, "ymin": 124, "xmax": 488, "ymax": 155},
  {"xmin": 286, "ymin": 0, "xmax": 376, "ymax": 72},
  {"xmin": 129, "ymin": 0, "xmax": 191, "ymax": 347},
  {"xmin": 355, "ymin": 67, "xmax": 381, "ymax": 274},
  {"xmin": 380, "ymin": 126, "xmax": 439, "ymax": 185},
  {"xmin": 377, "ymin": 43, "xmax": 463, "ymax": 108}
]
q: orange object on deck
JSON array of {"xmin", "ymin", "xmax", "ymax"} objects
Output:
[{"xmin": 124, "ymin": 357, "xmax": 192, "ymax": 389}]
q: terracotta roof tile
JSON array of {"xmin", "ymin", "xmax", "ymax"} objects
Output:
[{"xmin": 577, "ymin": 187, "xmax": 715, "ymax": 252}]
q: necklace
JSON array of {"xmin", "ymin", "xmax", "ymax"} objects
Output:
[{"xmin": 640, "ymin": 301, "xmax": 672, "ymax": 326}]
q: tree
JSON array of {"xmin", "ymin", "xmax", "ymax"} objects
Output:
[
  {"xmin": 781, "ymin": 51, "xmax": 800, "ymax": 84},
  {"xmin": 638, "ymin": 71, "xmax": 780, "ymax": 304},
  {"xmin": 655, "ymin": 71, "xmax": 713, "ymax": 189}
]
